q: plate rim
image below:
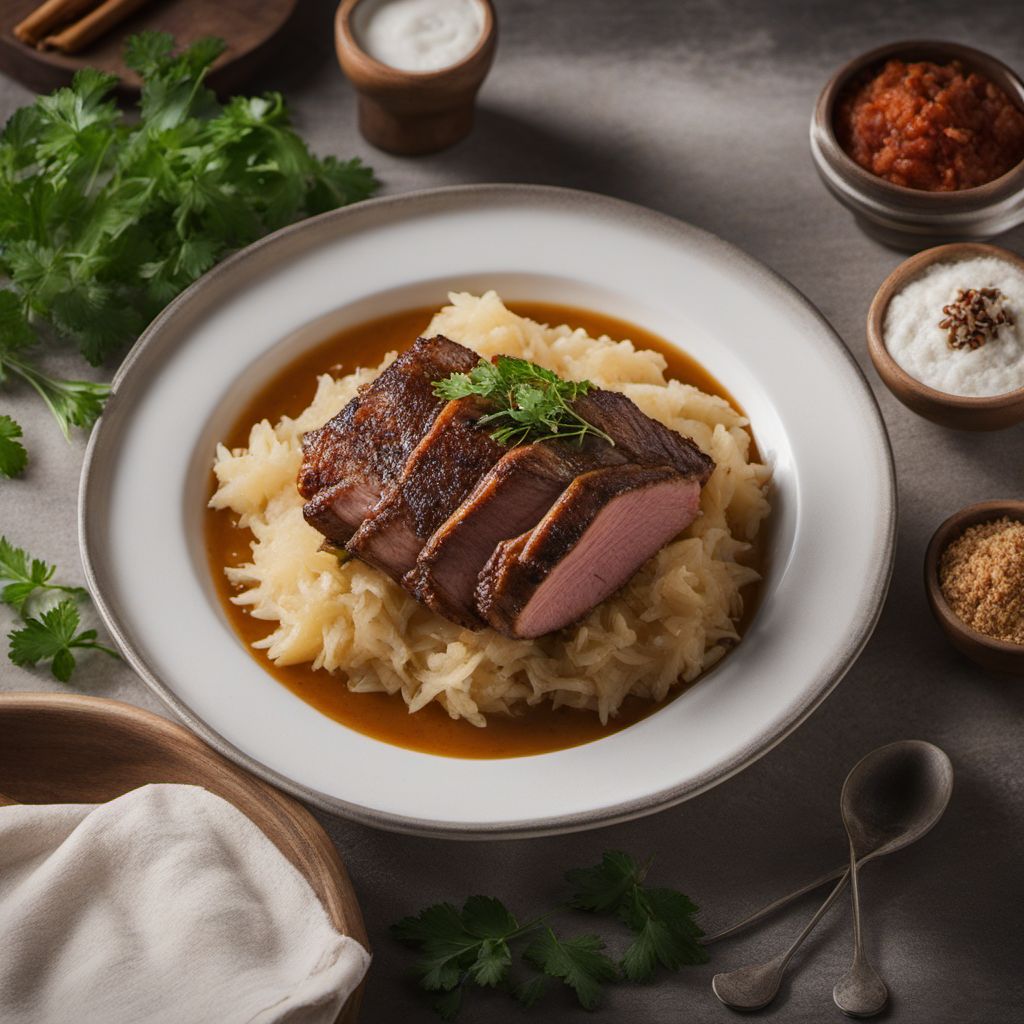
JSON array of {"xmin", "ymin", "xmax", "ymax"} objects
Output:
[{"xmin": 78, "ymin": 183, "xmax": 897, "ymax": 838}]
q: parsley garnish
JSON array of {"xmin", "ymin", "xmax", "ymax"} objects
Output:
[
  {"xmin": 0, "ymin": 32, "xmax": 377, "ymax": 445},
  {"xmin": 567, "ymin": 850, "xmax": 708, "ymax": 980},
  {"xmin": 393, "ymin": 850, "xmax": 705, "ymax": 1019},
  {"xmin": 0, "ymin": 414, "xmax": 27, "ymax": 477},
  {"xmin": 1, "ymin": 536, "xmax": 116, "ymax": 681},
  {"xmin": 0, "ymin": 536, "xmax": 87, "ymax": 613},
  {"xmin": 433, "ymin": 356, "xmax": 614, "ymax": 448},
  {"xmin": 9, "ymin": 599, "xmax": 118, "ymax": 683}
]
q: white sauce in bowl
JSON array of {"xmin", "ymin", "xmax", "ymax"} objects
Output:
[
  {"xmin": 352, "ymin": 0, "xmax": 486, "ymax": 73},
  {"xmin": 884, "ymin": 256, "xmax": 1024, "ymax": 397}
]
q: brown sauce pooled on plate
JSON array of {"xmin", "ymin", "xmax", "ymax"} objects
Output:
[
  {"xmin": 204, "ymin": 303, "xmax": 764, "ymax": 758},
  {"xmin": 836, "ymin": 59, "xmax": 1024, "ymax": 191}
]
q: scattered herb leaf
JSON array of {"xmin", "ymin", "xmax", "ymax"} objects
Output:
[
  {"xmin": 522, "ymin": 928, "xmax": 618, "ymax": 1010},
  {"xmin": 0, "ymin": 535, "xmax": 87, "ymax": 613},
  {"xmin": 8, "ymin": 597, "xmax": 118, "ymax": 683},
  {"xmin": 567, "ymin": 850, "xmax": 708, "ymax": 981},
  {"xmin": 393, "ymin": 851, "xmax": 706, "ymax": 1019},
  {"xmin": 434, "ymin": 356, "xmax": 614, "ymax": 448},
  {"xmin": 2, "ymin": 537, "xmax": 116, "ymax": 681},
  {"xmin": 0, "ymin": 414, "xmax": 27, "ymax": 477}
]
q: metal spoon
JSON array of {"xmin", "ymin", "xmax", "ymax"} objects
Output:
[
  {"xmin": 712, "ymin": 740, "xmax": 953, "ymax": 1013},
  {"xmin": 833, "ymin": 741, "xmax": 951, "ymax": 1016}
]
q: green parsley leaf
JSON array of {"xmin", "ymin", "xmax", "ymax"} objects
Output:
[
  {"xmin": 522, "ymin": 928, "xmax": 618, "ymax": 1010},
  {"xmin": 566, "ymin": 850, "xmax": 647, "ymax": 914},
  {"xmin": 431, "ymin": 986, "xmax": 463, "ymax": 1021},
  {"xmin": 0, "ymin": 535, "xmax": 86, "ymax": 612},
  {"xmin": 567, "ymin": 850, "xmax": 708, "ymax": 982},
  {"xmin": 8, "ymin": 597, "xmax": 118, "ymax": 683},
  {"xmin": 0, "ymin": 414, "xmax": 27, "ymax": 477},
  {"xmin": 393, "ymin": 852, "xmax": 707, "ymax": 1019},
  {"xmin": 0, "ymin": 354, "xmax": 110, "ymax": 440},
  {"xmin": 512, "ymin": 975, "xmax": 548, "ymax": 1009},
  {"xmin": 392, "ymin": 900, "xmax": 492, "ymax": 992},
  {"xmin": 434, "ymin": 356, "xmax": 614, "ymax": 449},
  {"xmin": 619, "ymin": 888, "xmax": 707, "ymax": 980}
]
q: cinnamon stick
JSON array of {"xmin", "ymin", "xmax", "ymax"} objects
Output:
[
  {"xmin": 40, "ymin": 0, "xmax": 154, "ymax": 54},
  {"xmin": 13, "ymin": 0, "xmax": 101, "ymax": 46}
]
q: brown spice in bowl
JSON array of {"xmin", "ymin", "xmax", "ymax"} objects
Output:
[{"xmin": 939, "ymin": 516, "xmax": 1024, "ymax": 643}]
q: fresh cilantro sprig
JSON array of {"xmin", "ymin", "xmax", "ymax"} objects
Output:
[
  {"xmin": 1, "ymin": 536, "xmax": 116, "ymax": 681},
  {"xmin": 434, "ymin": 356, "xmax": 614, "ymax": 448},
  {"xmin": 0, "ymin": 289, "xmax": 111, "ymax": 444},
  {"xmin": 0, "ymin": 414, "xmax": 27, "ymax": 477},
  {"xmin": 392, "ymin": 851, "xmax": 705, "ymax": 1020},
  {"xmin": 0, "ymin": 536, "xmax": 87, "ymax": 612},
  {"xmin": 9, "ymin": 598, "xmax": 118, "ymax": 683},
  {"xmin": 0, "ymin": 32, "xmax": 377, "ymax": 446},
  {"xmin": 567, "ymin": 850, "xmax": 708, "ymax": 980}
]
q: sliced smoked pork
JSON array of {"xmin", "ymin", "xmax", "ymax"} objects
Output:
[
  {"xmin": 297, "ymin": 336, "xmax": 477, "ymax": 545},
  {"xmin": 476, "ymin": 463, "xmax": 704, "ymax": 639},
  {"xmin": 574, "ymin": 388, "xmax": 714, "ymax": 482},
  {"xmin": 346, "ymin": 396, "xmax": 506, "ymax": 582},
  {"xmin": 407, "ymin": 437, "xmax": 626, "ymax": 627},
  {"xmin": 407, "ymin": 388, "xmax": 713, "ymax": 629}
]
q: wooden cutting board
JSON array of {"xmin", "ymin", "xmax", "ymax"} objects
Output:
[
  {"xmin": 0, "ymin": 0, "xmax": 297, "ymax": 95},
  {"xmin": 0, "ymin": 691, "xmax": 368, "ymax": 1023}
]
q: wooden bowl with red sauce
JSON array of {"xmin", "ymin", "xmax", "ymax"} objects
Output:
[{"xmin": 810, "ymin": 40, "xmax": 1024, "ymax": 251}]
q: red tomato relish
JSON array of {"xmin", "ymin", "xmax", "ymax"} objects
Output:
[{"xmin": 836, "ymin": 59, "xmax": 1024, "ymax": 191}]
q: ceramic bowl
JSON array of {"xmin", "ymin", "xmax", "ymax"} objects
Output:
[
  {"xmin": 866, "ymin": 242, "xmax": 1024, "ymax": 430},
  {"xmin": 810, "ymin": 40, "xmax": 1024, "ymax": 251},
  {"xmin": 925, "ymin": 500, "xmax": 1024, "ymax": 674},
  {"xmin": 335, "ymin": 0, "xmax": 497, "ymax": 155}
]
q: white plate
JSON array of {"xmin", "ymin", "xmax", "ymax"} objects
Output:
[{"xmin": 80, "ymin": 185, "xmax": 895, "ymax": 838}]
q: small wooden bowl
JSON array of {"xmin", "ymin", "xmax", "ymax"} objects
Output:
[
  {"xmin": 0, "ymin": 692, "xmax": 368, "ymax": 1023},
  {"xmin": 924, "ymin": 500, "xmax": 1024, "ymax": 674},
  {"xmin": 335, "ymin": 0, "xmax": 496, "ymax": 155},
  {"xmin": 867, "ymin": 242, "xmax": 1024, "ymax": 430}
]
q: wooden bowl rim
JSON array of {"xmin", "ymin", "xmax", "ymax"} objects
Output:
[
  {"xmin": 866, "ymin": 242, "xmax": 1024, "ymax": 414},
  {"xmin": 814, "ymin": 39, "xmax": 1024, "ymax": 204},
  {"xmin": 335, "ymin": 0, "xmax": 496, "ymax": 82},
  {"xmin": 0, "ymin": 691, "xmax": 370, "ymax": 956},
  {"xmin": 924, "ymin": 499, "xmax": 1024, "ymax": 659}
]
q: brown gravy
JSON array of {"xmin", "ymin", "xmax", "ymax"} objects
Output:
[{"xmin": 204, "ymin": 302, "xmax": 762, "ymax": 759}]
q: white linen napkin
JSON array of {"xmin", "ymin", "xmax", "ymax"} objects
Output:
[{"xmin": 0, "ymin": 783, "xmax": 370, "ymax": 1024}]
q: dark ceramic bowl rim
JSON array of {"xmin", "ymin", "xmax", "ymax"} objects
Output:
[
  {"xmin": 925, "ymin": 500, "xmax": 1024, "ymax": 659},
  {"xmin": 867, "ymin": 242, "xmax": 1024, "ymax": 412},
  {"xmin": 336, "ymin": 0, "xmax": 495, "ymax": 81},
  {"xmin": 815, "ymin": 39, "xmax": 1024, "ymax": 204}
]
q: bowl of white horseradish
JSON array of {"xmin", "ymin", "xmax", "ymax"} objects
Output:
[
  {"xmin": 336, "ymin": 0, "xmax": 497, "ymax": 155},
  {"xmin": 867, "ymin": 242, "xmax": 1024, "ymax": 430}
]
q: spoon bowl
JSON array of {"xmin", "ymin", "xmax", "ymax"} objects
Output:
[{"xmin": 840, "ymin": 740, "xmax": 954, "ymax": 863}]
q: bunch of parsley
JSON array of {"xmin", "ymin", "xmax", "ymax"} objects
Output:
[
  {"xmin": 393, "ymin": 850, "xmax": 707, "ymax": 1019},
  {"xmin": 0, "ymin": 31, "xmax": 377, "ymax": 474},
  {"xmin": 0, "ymin": 536, "xmax": 118, "ymax": 681}
]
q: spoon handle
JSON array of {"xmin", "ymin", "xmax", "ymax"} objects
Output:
[
  {"xmin": 779, "ymin": 868, "xmax": 850, "ymax": 968},
  {"xmin": 703, "ymin": 863, "xmax": 848, "ymax": 944},
  {"xmin": 849, "ymin": 840, "xmax": 865, "ymax": 958}
]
